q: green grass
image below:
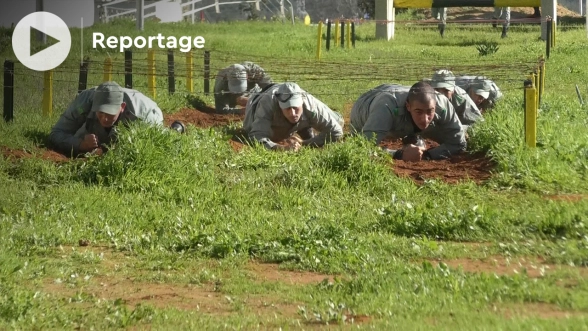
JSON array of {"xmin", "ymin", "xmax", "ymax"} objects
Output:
[{"xmin": 1, "ymin": 15, "xmax": 588, "ymax": 329}]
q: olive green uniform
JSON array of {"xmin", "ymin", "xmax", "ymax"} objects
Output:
[
  {"xmin": 350, "ymin": 84, "xmax": 466, "ymax": 160},
  {"xmin": 243, "ymin": 84, "xmax": 344, "ymax": 150},
  {"xmin": 49, "ymin": 87, "xmax": 163, "ymax": 156}
]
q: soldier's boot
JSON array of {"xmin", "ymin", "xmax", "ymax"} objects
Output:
[
  {"xmin": 501, "ymin": 25, "xmax": 508, "ymax": 38},
  {"xmin": 297, "ymin": 127, "xmax": 315, "ymax": 140},
  {"xmin": 439, "ymin": 24, "xmax": 445, "ymax": 37}
]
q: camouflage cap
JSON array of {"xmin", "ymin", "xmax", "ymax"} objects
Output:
[
  {"xmin": 91, "ymin": 81, "xmax": 124, "ymax": 115},
  {"xmin": 471, "ymin": 80, "xmax": 492, "ymax": 99},
  {"xmin": 276, "ymin": 82, "xmax": 304, "ymax": 109},
  {"xmin": 227, "ymin": 64, "xmax": 247, "ymax": 93},
  {"xmin": 430, "ymin": 69, "xmax": 456, "ymax": 91}
]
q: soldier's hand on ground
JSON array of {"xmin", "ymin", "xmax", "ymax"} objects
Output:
[
  {"xmin": 80, "ymin": 134, "xmax": 99, "ymax": 152},
  {"xmin": 91, "ymin": 147, "xmax": 104, "ymax": 156},
  {"xmin": 276, "ymin": 141, "xmax": 301, "ymax": 152},
  {"xmin": 286, "ymin": 141, "xmax": 301, "ymax": 152},
  {"xmin": 285, "ymin": 135, "xmax": 303, "ymax": 145},
  {"xmin": 402, "ymin": 144, "xmax": 425, "ymax": 162}
]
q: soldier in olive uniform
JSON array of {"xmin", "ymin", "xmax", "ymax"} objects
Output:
[
  {"xmin": 350, "ymin": 81, "xmax": 466, "ymax": 162},
  {"xmin": 49, "ymin": 81, "xmax": 164, "ymax": 156},
  {"xmin": 455, "ymin": 76, "xmax": 502, "ymax": 112},
  {"xmin": 214, "ymin": 61, "xmax": 273, "ymax": 115},
  {"xmin": 243, "ymin": 82, "xmax": 344, "ymax": 151},
  {"xmin": 428, "ymin": 69, "xmax": 483, "ymax": 128}
]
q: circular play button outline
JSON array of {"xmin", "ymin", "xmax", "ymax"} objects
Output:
[{"xmin": 12, "ymin": 11, "xmax": 72, "ymax": 72}]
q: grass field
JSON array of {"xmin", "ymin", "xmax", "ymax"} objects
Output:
[{"xmin": 1, "ymin": 9, "xmax": 588, "ymax": 329}]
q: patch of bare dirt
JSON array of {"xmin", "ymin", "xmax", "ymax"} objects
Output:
[
  {"xmin": 380, "ymin": 138, "xmax": 495, "ymax": 184},
  {"xmin": 164, "ymin": 107, "xmax": 244, "ymax": 129},
  {"xmin": 494, "ymin": 302, "xmax": 587, "ymax": 320},
  {"xmin": 1, "ymin": 146, "xmax": 70, "ymax": 163},
  {"xmin": 246, "ymin": 262, "xmax": 334, "ymax": 286},
  {"xmin": 44, "ymin": 275, "xmax": 230, "ymax": 313},
  {"xmin": 429, "ymin": 256, "xmax": 588, "ymax": 278},
  {"xmin": 543, "ymin": 194, "xmax": 588, "ymax": 202}
]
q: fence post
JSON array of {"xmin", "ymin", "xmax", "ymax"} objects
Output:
[
  {"xmin": 78, "ymin": 59, "xmax": 89, "ymax": 94},
  {"xmin": 335, "ymin": 20, "xmax": 340, "ymax": 49},
  {"xmin": 204, "ymin": 50, "xmax": 210, "ymax": 95},
  {"xmin": 537, "ymin": 63, "xmax": 543, "ymax": 105},
  {"xmin": 326, "ymin": 21, "xmax": 331, "ymax": 51},
  {"xmin": 533, "ymin": 72, "xmax": 539, "ymax": 109},
  {"xmin": 316, "ymin": 21, "xmax": 323, "ymax": 60},
  {"xmin": 340, "ymin": 20, "xmax": 345, "ymax": 48},
  {"xmin": 148, "ymin": 50, "xmax": 156, "ymax": 98},
  {"xmin": 551, "ymin": 18, "xmax": 556, "ymax": 47},
  {"xmin": 43, "ymin": 70, "xmax": 53, "ymax": 117},
  {"xmin": 103, "ymin": 58, "xmax": 112, "ymax": 82},
  {"xmin": 540, "ymin": 60, "xmax": 546, "ymax": 100},
  {"xmin": 351, "ymin": 22, "xmax": 356, "ymax": 48},
  {"xmin": 3, "ymin": 60, "xmax": 14, "ymax": 122},
  {"xmin": 524, "ymin": 78, "xmax": 537, "ymax": 148},
  {"xmin": 125, "ymin": 50, "xmax": 133, "ymax": 88},
  {"xmin": 168, "ymin": 50, "xmax": 175, "ymax": 94},
  {"xmin": 546, "ymin": 17, "xmax": 552, "ymax": 58},
  {"xmin": 346, "ymin": 20, "xmax": 351, "ymax": 49},
  {"xmin": 186, "ymin": 50, "xmax": 193, "ymax": 93}
]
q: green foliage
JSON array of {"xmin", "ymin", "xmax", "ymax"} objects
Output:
[{"xmin": 476, "ymin": 41, "xmax": 500, "ymax": 56}]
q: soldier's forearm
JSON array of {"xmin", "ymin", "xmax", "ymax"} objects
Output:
[
  {"xmin": 427, "ymin": 143, "xmax": 466, "ymax": 160},
  {"xmin": 251, "ymin": 136, "xmax": 279, "ymax": 150},
  {"xmin": 302, "ymin": 131, "xmax": 342, "ymax": 147},
  {"xmin": 49, "ymin": 132, "xmax": 82, "ymax": 156}
]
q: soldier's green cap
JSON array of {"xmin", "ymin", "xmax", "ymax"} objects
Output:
[
  {"xmin": 471, "ymin": 80, "xmax": 492, "ymax": 99},
  {"xmin": 430, "ymin": 69, "xmax": 456, "ymax": 91},
  {"xmin": 91, "ymin": 81, "xmax": 124, "ymax": 115}
]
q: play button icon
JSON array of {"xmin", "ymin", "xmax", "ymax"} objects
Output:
[{"xmin": 12, "ymin": 12, "xmax": 72, "ymax": 72}]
